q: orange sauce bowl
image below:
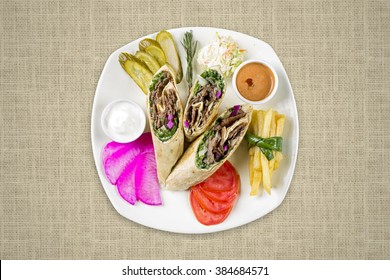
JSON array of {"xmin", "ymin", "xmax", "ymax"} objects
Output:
[{"xmin": 232, "ymin": 59, "xmax": 278, "ymax": 105}]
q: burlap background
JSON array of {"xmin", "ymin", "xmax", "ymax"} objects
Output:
[{"xmin": 0, "ymin": 0, "xmax": 389, "ymax": 260}]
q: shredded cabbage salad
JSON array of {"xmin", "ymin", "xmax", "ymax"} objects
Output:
[{"xmin": 197, "ymin": 33, "xmax": 245, "ymax": 78}]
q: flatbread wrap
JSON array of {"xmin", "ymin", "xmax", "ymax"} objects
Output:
[
  {"xmin": 183, "ymin": 69, "xmax": 226, "ymax": 142},
  {"xmin": 147, "ymin": 65, "xmax": 184, "ymax": 186},
  {"xmin": 166, "ymin": 104, "xmax": 253, "ymax": 191}
]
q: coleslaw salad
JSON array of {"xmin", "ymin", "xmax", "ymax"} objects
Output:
[{"xmin": 197, "ymin": 33, "xmax": 245, "ymax": 78}]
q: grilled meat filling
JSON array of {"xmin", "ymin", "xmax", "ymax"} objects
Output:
[
  {"xmin": 149, "ymin": 72, "xmax": 178, "ymax": 141},
  {"xmin": 185, "ymin": 83, "xmax": 219, "ymax": 131},
  {"xmin": 197, "ymin": 108, "xmax": 247, "ymax": 168}
]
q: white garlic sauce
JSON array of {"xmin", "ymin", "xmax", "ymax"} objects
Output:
[{"xmin": 102, "ymin": 100, "xmax": 145, "ymax": 143}]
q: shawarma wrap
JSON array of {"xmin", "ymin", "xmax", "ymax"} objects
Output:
[
  {"xmin": 147, "ymin": 65, "xmax": 184, "ymax": 186},
  {"xmin": 166, "ymin": 104, "xmax": 253, "ymax": 191},
  {"xmin": 183, "ymin": 69, "xmax": 226, "ymax": 142}
]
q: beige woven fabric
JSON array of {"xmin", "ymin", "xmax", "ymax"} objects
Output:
[{"xmin": 1, "ymin": 0, "xmax": 389, "ymax": 260}]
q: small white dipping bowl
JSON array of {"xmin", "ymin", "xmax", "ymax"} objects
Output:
[
  {"xmin": 101, "ymin": 99, "xmax": 146, "ymax": 143},
  {"xmin": 232, "ymin": 59, "xmax": 279, "ymax": 105}
]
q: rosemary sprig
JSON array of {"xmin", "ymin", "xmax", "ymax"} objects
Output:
[{"xmin": 181, "ymin": 30, "xmax": 198, "ymax": 89}]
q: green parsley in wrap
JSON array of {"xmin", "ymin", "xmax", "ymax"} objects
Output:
[
  {"xmin": 183, "ymin": 69, "xmax": 226, "ymax": 142},
  {"xmin": 147, "ymin": 65, "xmax": 184, "ymax": 186},
  {"xmin": 166, "ymin": 104, "xmax": 253, "ymax": 191}
]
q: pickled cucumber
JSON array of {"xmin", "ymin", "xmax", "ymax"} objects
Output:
[
  {"xmin": 135, "ymin": 51, "xmax": 160, "ymax": 74},
  {"xmin": 139, "ymin": 39, "xmax": 166, "ymax": 66},
  {"xmin": 156, "ymin": 30, "xmax": 183, "ymax": 83},
  {"xmin": 119, "ymin": 52, "xmax": 153, "ymax": 94},
  {"xmin": 139, "ymin": 38, "xmax": 160, "ymax": 50}
]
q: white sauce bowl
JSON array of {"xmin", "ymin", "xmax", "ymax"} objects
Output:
[{"xmin": 101, "ymin": 99, "xmax": 146, "ymax": 143}]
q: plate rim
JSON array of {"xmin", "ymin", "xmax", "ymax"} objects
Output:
[{"xmin": 91, "ymin": 26, "xmax": 299, "ymax": 234}]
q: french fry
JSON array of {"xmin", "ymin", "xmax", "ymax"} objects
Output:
[
  {"xmin": 274, "ymin": 152, "xmax": 284, "ymax": 162},
  {"xmin": 250, "ymin": 169, "xmax": 262, "ymax": 195},
  {"xmin": 250, "ymin": 110, "xmax": 264, "ymax": 194},
  {"xmin": 276, "ymin": 115, "xmax": 285, "ymax": 137},
  {"xmin": 256, "ymin": 110, "xmax": 264, "ymax": 137},
  {"xmin": 274, "ymin": 153, "xmax": 283, "ymax": 170},
  {"xmin": 253, "ymin": 147, "xmax": 262, "ymax": 170},
  {"xmin": 249, "ymin": 110, "xmax": 258, "ymax": 134},
  {"xmin": 254, "ymin": 110, "xmax": 263, "ymax": 170},
  {"xmin": 270, "ymin": 111, "xmax": 277, "ymax": 137},
  {"xmin": 274, "ymin": 114, "xmax": 285, "ymax": 170},
  {"xmin": 261, "ymin": 153, "xmax": 272, "ymax": 194},
  {"xmin": 261, "ymin": 108, "xmax": 272, "ymax": 138},
  {"xmin": 249, "ymin": 146, "xmax": 255, "ymax": 156},
  {"xmin": 259, "ymin": 109, "xmax": 273, "ymax": 193},
  {"xmin": 252, "ymin": 146, "xmax": 262, "ymax": 196},
  {"xmin": 269, "ymin": 158, "xmax": 275, "ymax": 176},
  {"xmin": 269, "ymin": 112, "xmax": 277, "ymax": 173}
]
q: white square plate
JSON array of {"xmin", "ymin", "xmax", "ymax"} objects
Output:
[{"xmin": 91, "ymin": 27, "xmax": 299, "ymax": 233}]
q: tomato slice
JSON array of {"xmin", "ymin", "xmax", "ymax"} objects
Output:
[
  {"xmin": 202, "ymin": 161, "xmax": 236, "ymax": 192},
  {"xmin": 189, "ymin": 161, "xmax": 241, "ymax": 225},
  {"xmin": 190, "ymin": 191, "xmax": 232, "ymax": 226},
  {"xmin": 200, "ymin": 182, "xmax": 239, "ymax": 203},
  {"xmin": 192, "ymin": 187, "xmax": 233, "ymax": 213},
  {"xmin": 200, "ymin": 169, "xmax": 241, "ymax": 202}
]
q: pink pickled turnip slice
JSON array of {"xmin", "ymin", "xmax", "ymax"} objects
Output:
[
  {"xmin": 104, "ymin": 145, "xmax": 140, "ymax": 184},
  {"xmin": 104, "ymin": 133, "xmax": 153, "ymax": 185},
  {"xmin": 102, "ymin": 142, "xmax": 128, "ymax": 164},
  {"xmin": 116, "ymin": 157, "xmax": 139, "ymax": 205},
  {"xmin": 102, "ymin": 132, "xmax": 153, "ymax": 163},
  {"xmin": 135, "ymin": 152, "xmax": 162, "ymax": 205}
]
